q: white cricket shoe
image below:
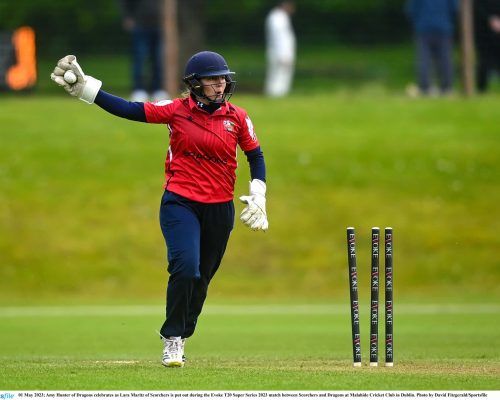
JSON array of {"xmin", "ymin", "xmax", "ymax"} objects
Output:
[
  {"xmin": 151, "ymin": 90, "xmax": 169, "ymax": 102},
  {"xmin": 181, "ymin": 338, "xmax": 186, "ymax": 363},
  {"xmin": 161, "ymin": 336, "xmax": 184, "ymax": 368},
  {"xmin": 131, "ymin": 90, "xmax": 148, "ymax": 102}
]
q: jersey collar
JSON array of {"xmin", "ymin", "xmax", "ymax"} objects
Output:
[{"xmin": 188, "ymin": 95, "xmax": 230, "ymax": 114}]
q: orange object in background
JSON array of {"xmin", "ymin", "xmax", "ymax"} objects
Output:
[{"xmin": 6, "ymin": 26, "xmax": 37, "ymax": 91}]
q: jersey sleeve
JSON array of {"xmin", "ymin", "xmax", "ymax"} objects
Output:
[
  {"xmin": 94, "ymin": 90, "xmax": 147, "ymax": 122},
  {"xmin": 143, "ymin": 99, "xmax": 177, "ymax": 124},
  {"xmin": 238, "ymin": 111, "xmax": 261, "ymax": 152},
  {"xmin": 245, "ymin": 146, "xmax": 266, "ymax": 182}
]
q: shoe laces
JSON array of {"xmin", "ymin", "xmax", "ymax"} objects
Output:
[
  {"xmin": 164, "ymin": 338, "xmax": 180, "ymax": 355},
  {"xmin": 157, "ymin": 331, "xmax": 185, "ymax": 360}
]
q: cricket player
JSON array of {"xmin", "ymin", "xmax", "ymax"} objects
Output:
[
  {"xmin": 265, "ymin": 1, "xmax": 296, "ymax": 97},
  {"xmin": 51, "ymin": 51, "xmax": 268, "ymax": 367}
]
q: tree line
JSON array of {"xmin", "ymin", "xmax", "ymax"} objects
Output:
[{"xmin": 0, "ymin": 0, "xmax": 410, "ymax": 58}]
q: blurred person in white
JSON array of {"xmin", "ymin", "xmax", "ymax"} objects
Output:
[
  {"xmin": 265, "ymin": 0, "xmax": 296, "ymax": 97},
  {"xmin": 118, "ymin": 0, "xmax": 168, "ymax": 102}
]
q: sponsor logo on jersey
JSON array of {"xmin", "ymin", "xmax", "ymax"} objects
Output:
[
  {"xmin": 183, "ymin": 150, "xmax": 228, "ymax": 165},
  {"xmin": 245, "ymin": 116, "xmax": 257, "ymax": 141}
]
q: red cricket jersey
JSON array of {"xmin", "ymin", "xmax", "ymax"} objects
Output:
[{"xmin": 144, "ymin": 96, "xmax": 260, "ymax": 203}]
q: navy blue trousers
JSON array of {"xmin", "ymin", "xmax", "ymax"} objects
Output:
[
  {"xmin": 131, "ymin": 27, "xmax": 163, "ymax": 92},
  {"xmin": 415, "ymin": 33, "xmax": 454, "ymax": 93},
  {"xmin": 159, "ymin": 191, "xmax": 234, "ymax": 338}
]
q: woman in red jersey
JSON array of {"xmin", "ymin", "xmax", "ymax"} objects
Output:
[{"xmin": 51, "ymin": 51, "xmax": 268, "ymax": 368}]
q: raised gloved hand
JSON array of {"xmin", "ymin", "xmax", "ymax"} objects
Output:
[
  {"xmin": 50, "ymin": 55, "xmax": 102, "ymax": 104},
  {"xmin": 239, "ymin": 179, "xmax": 269, "ymax": 232}
]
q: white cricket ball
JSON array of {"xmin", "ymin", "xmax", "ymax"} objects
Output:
[{"xmin": 63, "ymin": 70, "xmax": 77, "ymax": 84}]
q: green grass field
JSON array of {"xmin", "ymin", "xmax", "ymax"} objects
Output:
[
  {"xmin": 34, "ymin": 45, "xmax": 418, "ymax": 95},
  {"xmin": 1, "ymin": 86, "xmax": 499, "ymax": 389},
  {"xmin": 1, "ymin": 93, "xmax": 499, "ymax": 302},
  {"xmin": 1, "ymin": 303, "xmax": 499, "ymax": 390}
]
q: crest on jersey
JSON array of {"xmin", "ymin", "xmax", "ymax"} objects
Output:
[
  {"xmin": 223, "ymin": 120, "xmax": 235, "ymax": 132},
  {"xmin": 245, "ymin": 116, "xmax": 257, "ymax": 141}
]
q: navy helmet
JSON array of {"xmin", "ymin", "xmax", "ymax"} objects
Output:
[{"xmin": 183, "ymin": 51, "xmax": 236, "ymax": 103}]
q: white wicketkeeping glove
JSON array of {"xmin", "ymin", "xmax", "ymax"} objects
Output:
[
  {"xmin": 50, "ymin": 55, "xmax": 102, "ymax": 104},
  {"xmin": 239, "ymin": 179, "xmax": 269, "ymax": 232}
]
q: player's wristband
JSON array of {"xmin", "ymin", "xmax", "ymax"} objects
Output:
[
  {"xmin": 80, "ymin": 76, "xmax": 102, "ymax": 104},
  {"xmin": 249, "ymin": 179, "xmax": 266, "ymax": 197}
]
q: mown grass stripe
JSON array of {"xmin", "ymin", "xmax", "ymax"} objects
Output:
[{"xmin": 0, "ymin": 303, "xmax": 498, "ymax": 317}]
